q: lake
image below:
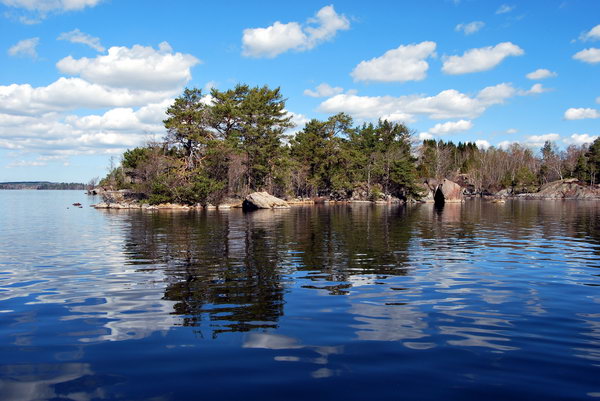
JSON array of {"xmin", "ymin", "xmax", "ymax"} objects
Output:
[{"xmin": 0, "ymin": 190, "xmax": 599, "ymax": 400}]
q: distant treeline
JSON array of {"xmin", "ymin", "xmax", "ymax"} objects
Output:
[
  {"xmin": 0, "ymin": 182, "xmax": 86, "ymax": 190},
  {"xmin": 99, "ymin": 84, "xmax": 600, "ymax": 204}
]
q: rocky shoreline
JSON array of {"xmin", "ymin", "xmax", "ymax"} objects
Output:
[{"xmin": 89, "ymin": 178, "xmax": 600, "ymax": 211}]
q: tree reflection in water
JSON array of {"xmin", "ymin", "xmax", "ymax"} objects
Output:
[{"xmin": 121, "ymin": 205, "xmax": 418, "ymax": 337}]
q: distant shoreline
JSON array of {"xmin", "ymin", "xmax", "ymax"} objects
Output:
[{"xmin": 0, "ymin": 182, "xmax": 85, "ymax": 190}]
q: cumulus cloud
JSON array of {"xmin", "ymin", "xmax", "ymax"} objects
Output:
[
  {"xmin": 8, "ymin": 37, "xmax": 39, "ymax": 58},
  {"xmin": 0, "ymin": 42, "xmax": 201, "ymax": 157},
  {"xmin": 351, "ymin": 41, "xmax": 437, "ymax": 82},
  {"xmin": 563, "ymin": 133, "xmax": 598, "ymax": 145},
  {"xmin": 419, "ymin": 119, "xmax": 472, "ymax": 140},
  {"xmin": 429, "ymin": 119, "xmax": 473, "ymax": 135},
  {"xmin": 573, "ymin": 48, "xmax": 600, "ymax": 64},
  {"xmin": 442, "ymin": 42, "xmax": 524, "ymax": 74},
  {"xmin": 56, "ymin": 42, "xmax": 199, "ymax": 91},
  {"xmin": 304, "ymin": 83, "xmax": 343, "ymax": 97},
  {"xmin": 0, "ymin": 101, "xmax": 170, "ymax": 155},
  {"xmin": 57, "ymin": 29, "xmax": 104, "ymax": 52},
  {"xmin": 0, "ymin": 78, "xmax": 178, "ymax": 115},
  {"xmin": 506, "ymin": 128, "xmax": 518, "ymax": 134},
  {"xmin": 318, "ymin": 83, "xmax": 519, "ymax": 121},
  {"xmin": 526, "ymin": 68, "xmax": 557, "ymax": 80},
  {"xmin": 580, "ymin": 24, "xmax": 600, "ymax": 41},
  {"xmin": 564, "ymin": 107, "xmax": 600, "ymax": 120},
  {"xmin": 496, "ymin": 4, "xmax": 515, "ymax": 14},
  {"xmin": 242, "ymin": 5, "xmax": 349, "ymax": 58},
  {"xmin": 455, "ymin": 21, "xmax": 484, "ymax": 35}
]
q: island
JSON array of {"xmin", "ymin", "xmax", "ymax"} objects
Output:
[{"xmin": 91, "ymin": 84, "xmax": 600, "ymax": 210}]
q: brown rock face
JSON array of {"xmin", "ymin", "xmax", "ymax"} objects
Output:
[
  {"xmin": 242, "ymin": 192, "xmax": 290, "ymax": 210},
  {"xmin": 435, "ymin": 179, "xmax": 464, "ymax": 204}
]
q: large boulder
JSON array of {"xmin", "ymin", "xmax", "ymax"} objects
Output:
[
  {"xmin": 435, "ymin": 179, "xmax": 464, "ymax": 204},
  {"xmin": 242, "ymin": 192, "xmax": 290, "ymax": 210}
]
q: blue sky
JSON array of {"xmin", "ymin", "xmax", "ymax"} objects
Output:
[{"xmin": 0, "ymin": 0, "xmax": 599, "ymax": 182}]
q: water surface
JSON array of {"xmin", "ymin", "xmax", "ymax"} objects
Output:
[{"xmin": 1, "ymin": 191, "xmax": 599, "ymax": 400}]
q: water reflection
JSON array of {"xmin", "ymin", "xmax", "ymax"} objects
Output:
[{"xmin": 1, "ymin": 192, "xmax": 600, "ymax": 400}]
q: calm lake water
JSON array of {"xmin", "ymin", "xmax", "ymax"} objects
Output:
[{"xmin": 0, "ymin": 190, "xmax": 599, "ymax": 400}]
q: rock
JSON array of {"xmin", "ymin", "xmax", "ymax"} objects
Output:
[
  {"xmin": 418, "ymin": 183, "xmax": 435, "ymax": 203},
  {"xmin": 286, "ymin": 198, "xmax": 315, "ymax": 205},
  {"xmin": 523, "ymin": 179, "xmax": 600, "ymax": 200},
  {"xmin": 72, "ymin": 202, "xmax": 82, "ymax": 206},
  {"xmin": 218, "ymin": 198, "xmax": 243, "ymax": 208},
  {"xmin": 243, "ymin": 192, "xmax": 290, "ymax": 210},
  {"xmin": 435, "ymin": 179, "xmax": 464, "ymax": 204}
]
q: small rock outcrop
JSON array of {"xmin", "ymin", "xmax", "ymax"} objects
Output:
[
  {"xmin": 434, "ymin": 179, "xmax": 464, "ymax": 204},
  {"xmin": 521, "ymin": 179, "xmax": 600, "ymax": 200},
  {"xmin": 242, "ymin": 192, "xmax": 290, "ymax": 210}
]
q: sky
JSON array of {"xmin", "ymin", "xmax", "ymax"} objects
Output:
[{"xmin": 0, "ymin": 0, "xmax": 599, "ymax": 183}]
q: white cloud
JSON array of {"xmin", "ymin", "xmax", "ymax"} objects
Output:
[
  {"xmin": 351, "ymin": 41, "xmax": 437, "ymax": 82},
  {"xmin": 318, "ymin": 83, "xmax": 519, "ymax": 121},
  {"xmin": 285, "ymin": 111, "xmax": 310, "ymax": 135},
  {"xmin": 0, "ymin": 102, "xmax": 169, "ymax": 155},
  {"xmin": 496, "ymin": 4, "xmax": 515, "ymax": 14},
  {"xmin": 442, "ymin": 42, "xmax": 524, "ymax": 74},
  {"xmin": 304, "ymin": 4, "xmax": 350, "ymax": 46},
  {"xmin": 242, "ymin": 5, "xmax": 349, "ymax": 58},
  {"xmin": 475, "ymin": 139, "xmax": 491, "ymax": 149},
  {"xmin": 506, "ymin": 128, "xmax": 518, "ymax": 134},
  {"xmin": 57, "ymin": 29, "xmax": 104, "ymax": 52},
  {"xmin": 1, "ymin": 0, "xmax": 101, "ymax": 12},
  {"xmin": 455, "ymin": 21, "xmax": 485, "ymax": 35},
  {"xmin": 524, "ymin": 133, "xmax": 560, "ymax": 148},
  {"xmin": 563, "ymin": 133, "xmax": 598, "ymax": 145},
  {"xmin": 564, "ymin": 107, "xmax": 600, "ymax": 120},
  {"xmin": 5, "ymin": 160, "xmax": 46, "ymax": 168},
  {"xmin": 0, "ymin": 78, "xmax": 177, "ymax": 115},
  {"xmin": 242, "ymin": 21, "xmax": 306, "ymax": 58},
  {"xmin": 56, "ymin": 42, "xmax": 199, "ymax": 91},
  {"xmin": 0, "ymin": 42, "xmax": 200, "ymax": 156},
  {"xmin": 418, "ymin": 132, "xmax": 434, "ymax": 141},
  {"xmin": 522, "ymin": 83, "xmax": 549, "ymax": 95},
  {"xmin": 380, "ymin": 112, "xmax": 416, "ymax": 123},
  {"xmin": 1, "ymin": 0, "xmax": 102, "ymax": 22},
  {"xmin": 580, "ymin": 24, "xmax": 600, "ymax": 41},
  {"xmin": 8, "ymin": 37, "xmax": 39, "ymax": 58},
  {"xmin": 526, "ymin": 68, "xmax": 557, "ymax": 80},
  {"xmin": 573, "ymin": 48, "xmax": 600, "ymax": 64},
  {"xmin": 497, "ymin": 140, "xmax": 513, "ymax": 149},
  {"xmin": 304, "ymin": 83, "xmax": 343, "ymax": 97},
  {"xmin": 428, "ymin": 119, "xmax": 473, "ymax": 135},
  {"xmin": 476, "ymin": 82, "xmax": 517, "ymax": 104}
]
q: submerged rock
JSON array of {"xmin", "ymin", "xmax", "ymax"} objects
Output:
[{"xmin": 243, "ymin": 192, "xmax": 289, "ymax": 210}]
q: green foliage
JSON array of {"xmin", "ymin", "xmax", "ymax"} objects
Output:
[{"xmin": 101, "ymin": 84, "xmax": 423, "ymax": 204}]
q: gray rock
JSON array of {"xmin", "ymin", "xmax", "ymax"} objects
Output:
[{"xmin": 243, "ymin": 192, "xmax": 290, "ymax": 210}]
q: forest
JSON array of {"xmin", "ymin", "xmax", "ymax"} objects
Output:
[{"xmin": 100, "ymin": 84, "xmax": 600, "ymax": 205}]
